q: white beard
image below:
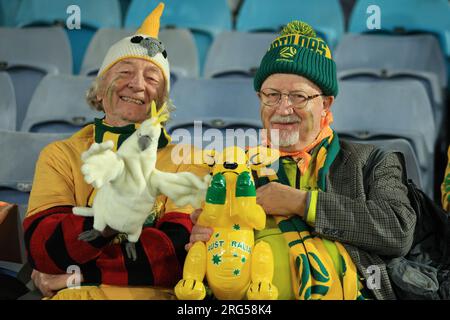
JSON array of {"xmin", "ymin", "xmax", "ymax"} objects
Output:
[
  {"xmin": 273, "ymin": 130, "xmax": 299, "ymax": 147},
  {"xmin": 269, "ymin": 114, "xmax": 301, "ymax": 147}
]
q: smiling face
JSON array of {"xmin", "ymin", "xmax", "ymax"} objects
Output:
[
  {"xmin": 96, "ymin": 58, "xmax": 166, "ymax": 127},
  {"xmin": 259, "ymin": 73, "xmax": 334, "ymax": 152}
]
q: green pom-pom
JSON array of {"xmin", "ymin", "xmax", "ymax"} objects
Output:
[{"xmin": 280, "ymin": 21, "xmax": 317, "ymax": 37}]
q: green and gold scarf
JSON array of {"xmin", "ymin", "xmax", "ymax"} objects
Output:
[{"xmin": 255, "ymin": 131, "xmax": 367, "ymax": 300}]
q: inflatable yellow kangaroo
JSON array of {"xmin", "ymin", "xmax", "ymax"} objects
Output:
[{"xmin": 175, "ymin": 146, "xmax": 279, "ymax": 300}]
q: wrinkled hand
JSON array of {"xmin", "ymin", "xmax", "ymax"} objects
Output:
[
  {"xmin": 31, "ymin": 269, "xmax": 84, "ymax": 298},
  {"xmin": 185, "ymin": 208, "xmax": 213, "ymax": 251},
  {"xmin": 256, "ymin": 182, "xmax": 306, "ymax": 216},
  {"xmin": 81, "ymin": 141, "xmax": 124, "ymax": 189}
]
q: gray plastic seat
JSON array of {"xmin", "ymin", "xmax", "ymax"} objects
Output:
[
  {"xmin": 0, "ymin": 27, "xmax": 72, "ymax": 130},
  {"xmin": 204, "ymin": 31, "xmax": 276, "ymax": 78},
  {"xmin": 335, "ymin": 33, "xmax": 447, "ymax": 130},
  {"xmin": 81, "ymin": 28, "xmax": 199, "ymax": 80},
  {"xmin": 168, "ymin": 78, "xmax": 261, "ymax": 149},
  {"xmin": 20, "ymin": 74, "xmax": 103, "ymax": 133},
  {"xmin": 169, "ymin": 77, "xmax": 261, "ymax": 130},
  {"xmin": 332, "ymin": 79, "xmax": 436, "ymax": 197},
  {"xmin": 0, "ymin": 72, "xmax": 16, "ymax": 131},
  {"xmin": 0, "ymin": 130, "xmax": 70, "ymax": 205}
]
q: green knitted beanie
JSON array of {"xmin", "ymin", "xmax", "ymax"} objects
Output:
[{"xmin": 254, "ymin": 21, "xmax": 338, "ymax": 97}]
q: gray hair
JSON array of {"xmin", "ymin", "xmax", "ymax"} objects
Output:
[
  {"xmin": 85, "ymin": 76, "xmax": 175, "ymax": 121},
  {"xmin": 86, "ymin": 76, "xmax": 104, "ymax": 112}
]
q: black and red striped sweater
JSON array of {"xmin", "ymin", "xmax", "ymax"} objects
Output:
[{"xmin": 23, "ymin": 206, "xmax": 192, "ymax": 287}]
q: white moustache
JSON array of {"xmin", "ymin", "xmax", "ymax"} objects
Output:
[{"xmin": 270, "ymin": 114, "xmax": 301, "ymax": 124}]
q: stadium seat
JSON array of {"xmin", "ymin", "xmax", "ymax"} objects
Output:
[
  {"xmin": 81, "ymin": 28, "xmax": 199, "ymax": 81},
  {"xmin": 0, "ymin": 27, "xmax": 72, "ymax": 130},
  {"xmin": 204, "ymin": 31, "xmax": 276, "ymax": 78},
  {"xmin": 341, "ymin": 138, "xmax": 424, "ymax": 190},
  {"xmin": 348, "ymin": 0, "xmax": 450, "ymax": 71},
  {"xmin": 332, "ymin": 79, "xmax": 436, "ymax": 197},
  {"xmin": 236, "ymin": 0, "xmax": 345, "ymax": 49},
  {"xmin": 125, "ymin": 0, "xmax": 232, "ymax": 74},
  {"xmin": 20, "ymin": 74, "xmax": 103, "ymax": 133},
  {"xmin": 0, "ymin": 130, "xmax": 70, "ymax": 205},
  {"xmin": 0, "ymin": 0, "xmax": 21, "ymax": 27},
  {"xmin": 15, "ymin": 0, "xmax": 122, "ymax": 74},
  {"xmin": 335, "ymin": 33, "xmax": 447, "ymax": 131},
  {"xmin": 168, "ymin": 78, "xmax": 261, "ymax": 149},
  {"xmin": 0, "ymin": 72, "xmax": 16, "ymax": 131}
]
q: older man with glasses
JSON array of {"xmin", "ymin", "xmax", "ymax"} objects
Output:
[{"xmin": 187, "ymin": 21, "xmax": 416, "ymax": 300}]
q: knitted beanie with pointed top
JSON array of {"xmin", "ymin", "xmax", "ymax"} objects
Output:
[
  {"xmin": 98, "ymin": 2, "xmax": 171, "ymax": 92},
  {"xmin": 254, "ymin": 21, "xmax": 338, "ymax": 97}
]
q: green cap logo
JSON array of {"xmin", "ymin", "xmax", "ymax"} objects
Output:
[{"xmin": 279, "ymin": 46, "xmax": 297, "ymax": 59}]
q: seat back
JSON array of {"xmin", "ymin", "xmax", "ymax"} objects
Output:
[
  {"xmin": 0, "ymin": 131, "xmax": 70, "ymax": 205},
  {"xmin": 204, "ymin": 31, "xmax": 276, "ymax": 78},
  {"xmin": 0, "ymin": 27, "xmax": 72, "ymax": 129},
  {"xmin": 333, "ymin": 79, "xmax": 436, "ymax": 196},
  {"xmin": 236, "ymin": 0, "xmax": 344, "ymax": 48},
  {"xmin": 168, "ymin": 77, "xmax": 261, "ymax": 131},
  {"xmin": 335, "ymin": 33, "xmax": 447, "ymax": 89},
  {"xmin": 0, "ymin": 0, "xmax": 22, "ymax": 27},
  {"xmin": 20, "ymin": 74, "xmax": 103, "ymax": 133},
  {"xmin": 15, "ymin": 0, "xmax": 122, "ymax": 74},
  {"xmin": 0, "ymin": 72, "xmax": 16, "ymax": 131},
  {"xmin": 349, "ymin": 0, "xmax": 450, "ymax": 58}
]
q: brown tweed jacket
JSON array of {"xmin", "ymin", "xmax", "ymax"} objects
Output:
[{"xmin": 314, "ymin": 140, "xmax": 416, "ymax": 300}]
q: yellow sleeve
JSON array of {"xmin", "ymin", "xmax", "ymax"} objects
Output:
[
  {"xmin": 442, "ymin": 146, "xmax": 450, "ymax": 212},
  {"xmin": 27, "ymin": 143, "xmax": 78, "ymax": 217},
  {"xmin": 304, "ymin": 190, "xmax": 318, "ymax": 227}
]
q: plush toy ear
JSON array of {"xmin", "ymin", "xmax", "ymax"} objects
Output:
[
  {"xmin": 246, "ymin": 146, "xmax": 280, "ymax": 169},
  {"xmin": 202, "ymin": 149, "xmax": 217, "ymax": 167}
]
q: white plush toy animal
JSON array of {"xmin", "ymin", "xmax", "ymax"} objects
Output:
[{"xmin": 73, "ymin": 102, "xmax": 209, "ymax": 260}]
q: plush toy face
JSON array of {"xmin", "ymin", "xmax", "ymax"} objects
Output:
[
  {"xmin": 136, "ymin": 118, "xmax": 162, "ymax": 151},
  {"xmin": 203, "ymin": 146, "xmax": 281, "ymax": 177},
  {"xmin": 204, "ymin": 147, "xmax": 249, "ymax": 177}
]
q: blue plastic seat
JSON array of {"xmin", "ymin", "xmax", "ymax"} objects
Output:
[
  {"xmin": 125, "ymin": 0, "xmax": 232, "ymax": 75},
  {"xmin": 332, "ymin": 79, "xmax": 436, "ymax": 197},
  {"xmin": 204, "ymin": 31, "xmax": 276, "ymax": 78},
  {"xmin": 335, "ymin": 33, "xmax": 447, "ymax": 132},
  {"xmin": 0, "ymin": 27, "xmax": 72, "ymax": 130},
  {"xmin": 168, "ymin": 78, "xmax": 261, "ymax": 149},
  {"xmin": 0, "ymin": 72, "xmax": 16, "ymax": 131},
  {"xmin": 15, "ymin": 0, "xmax": 122, "ymax": 74},
  {"xmin": 0, "ymin": 0, "xmax": 22, "ymax": 26},
  {"xmin": 236, "ymin": 0, "xmax": 345, "ymax": 49},
  {"xmin": 21, "ymin": 74, "xmax": 103, "ymax": 133},
  {"xmin": 0, "ymin": 130, "xmax": 70, "ymax": 205},
  {"xmin": 349, "ymin": 0, "xmax": 450, "ymax": 62}
]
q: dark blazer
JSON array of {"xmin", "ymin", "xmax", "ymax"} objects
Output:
[{"xmin": 313, "ymin": 140, "xmax": 416, "ymax": 300}]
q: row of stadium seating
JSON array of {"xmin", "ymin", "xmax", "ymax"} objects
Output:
[
  {"xmin": 1, "ymin": 27, "xmax": 448, "ymax": 131},
  {"xmin": 0, "ymin": 74, "xmax": 440, "ymax": 201},
  {"xmin": 1, "ymin": 0, "xmax": 449, "ymax": 74}
]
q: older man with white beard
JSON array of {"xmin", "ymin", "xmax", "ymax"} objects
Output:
[{"xmin": 187, "ymin": 21, "xmax": 416, "ymax": 300}]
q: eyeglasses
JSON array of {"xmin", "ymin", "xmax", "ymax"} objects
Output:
[{"xmin": 258, "ymin": 89, "xmax": 324, "ymax": 109}]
